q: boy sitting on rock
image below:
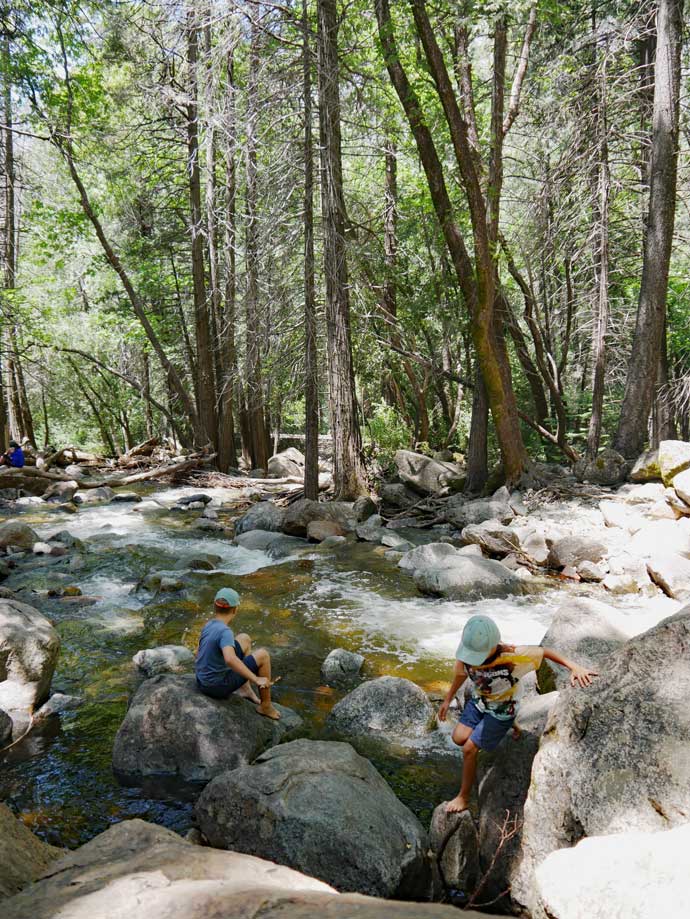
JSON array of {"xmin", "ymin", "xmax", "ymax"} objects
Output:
[
  {"xmin": 438, "ymin": 614, "xmax": 596, "ymax": 813},
  {"xmin": 195, "ymin": 587, "xmax": 280, "ymax": 720}
]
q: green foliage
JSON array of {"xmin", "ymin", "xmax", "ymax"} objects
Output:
[{"xmin": 364, "ymin": 401, "xmax": 411, "ymax": 473}]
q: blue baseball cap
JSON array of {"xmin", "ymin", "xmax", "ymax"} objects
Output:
[
  {"xmin": 455, "ymin": 615, "xmax": 500, "ymax": 665},
  {"xmin": 214, "ymin": 587, "xmax": 240, "ymax": 608}
]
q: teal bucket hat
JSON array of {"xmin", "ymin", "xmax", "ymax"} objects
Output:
[
  {"xmin": 455, "ymin": 615, "xmax": 500, "ymax": 665},
  {"xmin": 214, "ymin": 587, "xmax": 241, "ymax": 608}
]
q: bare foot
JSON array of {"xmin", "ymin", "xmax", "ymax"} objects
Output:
[
  {"xmin": 512, "ymin": 723, "xmax": 522, "ymax": 740},
  {"xmin": 257, "ymin": 704, "xmax": 281, "ymax": 721},
  {"xmin": 236, "ymin": 684, "xmax": 260, "ymax": 704},
  {"xmin": 445, "ymin": 795, "xmax": 469, "ymax": 814}
]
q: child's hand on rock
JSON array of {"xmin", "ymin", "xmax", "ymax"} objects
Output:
[{"xmin": 570, "ymin": 665, "xmax": 598, "ymax": 688}]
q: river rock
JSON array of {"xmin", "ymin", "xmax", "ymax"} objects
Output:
[
  {"xmin": 47, "ymin": 530, "xmax": 83, "ymax": 549},
  {"xmin": 574, "ymin": 448, "xmax": 627, "ymax": 485},
  {"xmin": 0, "ymin": 598, "xmax": 60, "ymax": 734},
  {"xmin": 282, "ymin": 498, "xmax": 354, "ymax": 537},
  {"xmin": 355, "ymin": 514, "xmax": 387, "ymax": 543},
  {"xmin": 602, "ymin": 553, "xmax": 651, "ymax": 594},
  {"xmin": 33, "ymin": 692, "xmax": 82, "ymax": 721},
  {"xmin": 195, "ymin": 738, "xmax": 431, "ymax": 898},
  {"xmin": 672, "ymin": 467, "xmax": 690, "ymax": 507},
  {"xmin": 475, "ymin": 689, "xmax": 559, "ymax": 909},
  {"xmin": 536, "ymin": 599, "xmax": 628, "ymax": 692},
  {"xmin": 110, "ymin": 491, "xmax": 142, "ymax": 503},
  {"xmin": 630, "ymin": 448, "xmax": 661, "ymax": 482},
  {"xmin": 234, "ymin": 500, "xmax": 286, "ymax": 535},
  {"xmin": 0, "ymin": 802, "xmax": 62, "ymax": 899},
  {"xmin": 73, "ymin": 485, "xmax": 115, "ymax": 505},
  {"xmin": 548, "ymin": 535, "xmax": 607, "ymax": 569},
  {"xmin": 394, "ymin": 449, "xmax": 464, "ymax": 496},
  {"xmin": 0, "ymin": 522, "xmax": 38, "ymax": 550},
  {"xmin": 307, "ymin": 519, "xmax": 347, "ymax": 542},
  {"xmin": 511, "ymin": 608, "xmax": 690, "ymax": 916},
  {"xmin": 353, "ymin": 495, "xmax": 378, "ymax": 521},
  {"xmin": 646, "ymin": 553, "xmax": 690, "ymax": 599},
  {"xmin": 42, "ymin": 480, "xmax": 78, "ymax": 503},
  {"xmin": 112, "ymin": 674, "xmax": 301, "ymax": 784},
  {"xmin": 534, "ymin": 823, "xmax": 690, "ymax": 919},
  {"xmin": 398, "ymin": 542, "xmax": 459, "ymax": 573},
  {"xmin": 267, "ymin": 450, "xmax": 303, "ymax": 479},
  {"xmin": 444, "ymin": 491, "xmax": 514, "ymax": 528},
  {"xmin": 461, "ymin": 520, "xmax": 519, "ymax": 556},
  {"xmin": 514, "ymin": 525, "xmax": 550, "ymax": 565},
  {"xmin": 177, "ymin": 493, "xmax": 212, "ymax": 506},
  {"xmin": 173, "ymin": 552, "xmax": 221, "ymax": 571},
  {"xmin": 429, "ymin": 808, "xmax": 479, "ymax": 895},
  {"xmin": 142, "ymin": 570, "xmax": 186, "ymax": 592},
  {"xmin": 326, "ymin": 676, "xmax": 434, "ymax": 745},
  {"xmin": 414, "ymin": 556, "xmax": 521, "ymax": 600},
  {"xmin": 0, "ymin": 707, "xmax": 11, "ymax": 744},
  {"xmin": 576, "ymin": 560, "xmax": 606, "ymax": 581},
  {"xmin": 629, "ymin": 517, "xmax": 690, "ymax": 558},
  {"xmin": 234, "ymin": 529, "xmax": 307, "ymax": 558},
  {"xmin": 598, "ymin": 500, "xmax": 645, "ymax": 532},
  {"xmin": 321, "ymin": 648, "xmax": 364, "ymax": 686},
  {"xmin": 658, "ymin": 439, "xmax": 690, "ymax": 485},
  {"xmin": 132, "ymin": 645, "xmax": 194, "ymax": 677},
  {"xmin": 379, "ymin": 482, "xmax": 420, "ymax": 510}
]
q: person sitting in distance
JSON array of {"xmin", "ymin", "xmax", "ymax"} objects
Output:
[
  {"xmin": 195, "ymin": 587, "xmax": 281, "ymax": 720},
  {"xmin": 0, "ymin": 440, "xmax": 25, "ymax": 468}
]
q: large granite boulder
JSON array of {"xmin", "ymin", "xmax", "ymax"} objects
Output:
[
  {"xmin": 132, "ymin": 645, "xmax": 194, "ymax": 678},
  {"xmin": 394, "ymin": 450, "xmax": 464, "ymax": 496},
  {"xmin": 512, "ymin": 608, "xmax": 690, "ymax": 916},
  {"xmin": 42, "ymin": 480, "xmax": 78, "ymax": 504},
  {"xmin": 629, "ymin": 517, "xmax": 690, "ymax": 558},
  {"xmin": 234, "ymin": 501, "xmax": 286, "ymax": 536},
  {"xmin": 548, "ymin": 535, "xmax": 607, "ymax": 569},
  {"xmin": 672, "ymin": 467, "xmax": 690, "ymax": 507},
  {"xmin": 233, "ymin": 530, "xmax": 307, "ymax": 558},
  {"xmin": 195, "ymin": 738, "xmax": 431, "ymax": 899},
  {"xmin": 112, "ymin": 674, "xmax": 301, "ymax": 784},
  {"xmin": 0, "ymin": 521, "xmax": 38, "ymax": 550},
  {"xmin": 429, "ymin": 808, "xmax": 479, "ymax": 895},
  {"xmin": 444, "ymin": 489, "xmax": 514, "ymax": 528},
  {"xmin": 414, "ymin": 556, "xmax": 521, "ymax": 600},
  {"xmin": 574, "ymin": 448, "xmax": 627, "ymax": 485},
  {"xmin": 630, "ymin": 448, "xmax": 661, "ymax": 483},
  {"xmin": 398, "ymin": 542, "xmax": 459, "ymax": 573},
  {"xmin": 461, "ymin": 520, "xmax": 519, "ymax": 556},
  {"xmin": 646, "ymin": 552, "xmax": 690, "ymax": 600},
  {"xmin": 282, "ymin": 498, "xmax": 354, "ymax": 537},
  {"xmin": 379, "ymin": 482, "xmax": 420, "ymax": 510},
  {"xmin": 534, "ymin": 823, "xmax": 690, "ymax": 919},
  {"xmin": 536, "ymin": 599, "xmax": 628, "ymax": 692},
  {"xmin": 326, "ymin": 676, "xmax": 434, "ymax": 745},
  {"xmin": 3, "ymin": 818, "xmax": 468, "ymax": 919},
  {"xmin": 0, "ymin": 803, "xmax": 62, "ymax": 899},
  {"xmin": 267, "ymin": 449, "xmax": 304, "ymax": 479},
  {"xmin": 73, "ymin": 485, "xmax": 115, "ymax": 505},
  {"xmin": 658, "ymin": 439, "xmax": 690, "ymax": 485},
  {"xmin": 0, "ymin": 599, "xmax": 60, "ymax": 734}
]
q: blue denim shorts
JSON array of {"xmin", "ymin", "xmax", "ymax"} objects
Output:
[
  {"xmin": 196, "ymin": 640, "xmax": 259, "ymax": 700},
  {"xmin": 459, "ymin": 698, "xmax": 514, "ymax": 751}
]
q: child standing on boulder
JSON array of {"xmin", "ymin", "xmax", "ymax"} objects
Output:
[
  {"xmin": 438, "ymin": 614, "xmax": 596, "ymax": 813},
  {"xmin": 195, "ymin": 587, "xmax": 280, "ymax": 720}
]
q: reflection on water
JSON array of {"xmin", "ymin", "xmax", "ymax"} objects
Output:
[{"xmin": 0, "ymin": 485, "xmax": 680, "ymax": 847}]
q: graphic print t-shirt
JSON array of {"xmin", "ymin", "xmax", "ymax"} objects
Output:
[
  {"xmin": 195, "ymin": 620, "xmax": 235, "ymax": 686},
  {"xmin": 463, "ymin": 645, "xmax": 544, "ymax": 720}
]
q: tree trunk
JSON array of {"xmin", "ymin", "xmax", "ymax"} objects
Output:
[
  {"xmin": 186, "ymin": 6, "xmax": 217, "ymax": 449},
  {"xmin": 316, "ymin": 0, "xmax": 368, "ymax": 498},
  {"xmin": 244, "ymin": 16, "xmax": 270, "ymax": 471},
  {"xmin": 613, "ymin": 0, "xmax": 683, "ymax": 458},
  {"xmin": 142, "ymin": 351, "xmax": 154, "ymax": 438},
  {"xmin": 465, "ymin": 370, "xmax": 488, "ymax": 494},
  {"xmin": 303, "ymin": 0, "xmax": 320, "ymax": 500}
]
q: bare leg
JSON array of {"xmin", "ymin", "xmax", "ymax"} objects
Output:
[
  {"xmin": 446, "ymin": 736, "xmax": 479, "ymax": 813},
  {"xmin": 234, "ymin": 634, "xmax": 260, "ymax": 704},
  {"xmin": 253, "ymin": 648, "xmax": 280, "ymax": 720}
]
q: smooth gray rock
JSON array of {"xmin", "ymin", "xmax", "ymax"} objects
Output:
[
  {"xmin": 42, "ymin": 480, "xmax": 78, "ymax": 503},
  {"xmin": 414, "ymin": 556, "xmax": 521, "ymax": 600},
  {"xmin": 672, "ymin": 467, "xmax": 690, "ymax": 507},
  {"xmin": 0, "ymin": 802, "xmax": 62, "ymax": 899},
  {"xmin": 646, "ymin": 553, "xmax": 690, "ymax": 600},
  {"xmin": 112, "ymin": 674, "xmax": 301, "ymax": 784},
  {"xmin": 326, "ymin": 676, "xmax": 434, "ymax": 744},
  {"xmin": 512, "ymin": 608, "xmax": 690, "ymax": 916},
  {"xmin": 320, "ymin": 648, "xmax": 364, "ymax": 686},
  {"xmin": 46, "ymin": 530, "xmax": 83, "ymax": 550},
  {"xmin": 306, "ymin": 519, "xmax": 347, "ymax": 542},
  {"xmin": 233, "ymin": 529, "xmax": 308, "ymax": 558},
  {"xmin": 574, "ymin": 448, "xmax": 627, "ymax": 485},
  {"xmin": 352, "ymin": 495, "xmax": 378, "ymax": 522},
  {"xmin": 33, "ymin": 692, "xmax": 82, "ymax": 721},
  {"xmin": 177, "ymin": 493, "xmax": 212, "ymax": 506},
  {"xmin": 142, "ymin": 570, "xmax": 186, "ymax": 592},
  {"xmin": 379, "ymin": 482, "xmax": 420, "ymax": 510},
  {"xmin": 0, "ymin": 522, "xmax": 38, "ymax": 550},
  {"xmin": 444, "ymin": 494, "xmax": 514, "ymax": 529},
  {"xmin": 537, "ymin": 599, "xmax": 628, "ymax": 692},
  {"xmin": 110, "ymin": 491, "xmax": 142, "ymax": 503},
  {"xmin": 658, "ymin": 440, "xmax": 690, "ymax": 485},
  {"xmin": 132, "ymin": 645, "xmax": 195, "ymax": 678},
  {"xmin": 548, "ymin": 535, "xmax": 607, "ymax": 569},
  {"xmin": 195, "ymin": 738, "xmax": 431, "ymax": 899},
  {"xmin": 630, "ymin": 448, "xmax": 661, "ymax": 483},
  {"xmin": 267, "ymin": 451, "xmax": 303, "ymax": 478},
  {"xmin": 398, "ymin": 542, "xmax": 459, "ymax": 574},
  {"xmin": 461, "ymin": 520, "xmax": 519, "ymax": 556},
  {"xmin": 429, "ymin": 807, "xmax": 479, "ymax": 894},
  {"xmin": 73, "ymin": 486, "xmax": 115, "ymax": 505},
  {"xmin": 282, "ymin": 498, "xmax": 354, "ymax": 537},
  {"xmin": 0, "ymin": 598, "xmax": 60, "ymax": 733},
  {"xmin": 173, "ymin": 552, "xmax": 221, "ymax": 571},
  {"xmin": 394, "ymin": 450, "xmax": 464, "ymax": 496}
]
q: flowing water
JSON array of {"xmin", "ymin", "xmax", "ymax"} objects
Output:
[{"xmin": 0, "ymin": 486, "xmax": 678, "ymax": 848}]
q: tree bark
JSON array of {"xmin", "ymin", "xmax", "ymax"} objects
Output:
[
  {"xmin": 303, "ymin": 0, "xmax": 320, "ymax": 500},
  {"xmin": 316, "ymin": 0, "xmax": 368, "ymax": 498},
  {"xmin": 613, "ymin": 0, "xmax": 683, "ymax": 458},
  {"xmin": 465, "ymin": 370, "xmax": 488, "ymax": 494}
]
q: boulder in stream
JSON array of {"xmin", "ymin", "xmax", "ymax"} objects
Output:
[
  {"xmin": 112, "ymin": 674, "xmax": 301, "ymax": 784},
  {"xmin": 282, "ymin": 498, "xmax": 355, "ymax": 537},
  {"xmin": 548, "ymin": 535, "xmax": 607, "ymax": 569},
  {"xmin": 235, "ymin": 500, "xmax": 286, "ymax": 535},
  {"xmin": 234, "ymin": 529, "xmax": 308, "ymax": 558},
  {"xmin": 326, "ymin": 676, "xmax": 435, "ymax": 748},
  {"xmin": 414, "ymin": 556, "xmax": 521, "ymax": 600},
  {"xmin": 511, "ymin": 607, "xmax": 690, "ymax": 916},
  {"xmin": 658, "ymin": 439, "xmax": 690, "ymax": 485},
  {"xmin": 132, "ymin": 645, "xmax": 194, "ymax": 677},
  {"xmin": 320, "ymin": 648, "xmax": 364, "ymax": 686},
  {"xmin": 195, "ymin": 738, "xmax": 431, "ymax": 899},
  {"xmin": 0, "ymin": 598, "xmax": 60, "ymax": 735},
  {"xmin": 574, "ymin": 448, "xmax": 627, "ymax": 485},
  {"xmin": 630, "ymin": 447, "xmax": 661, "ymax": 483},
  {"xmin": 394, "ymin": 449, "xmax": 464, "ymax": 496},
  {"xmin": 0, "ymin": 802, "xmax": 62, "ymax": 899},
  {"xmin": 2, "ymin": 818, "xmax": 467, "ymax": 919},
  {"xmin": 73, "ymin": 486, "xmax": 115, "ymax": 505},
  {"xmin": 0, "ymin": 521, "xmax": 37, "ymax": 550}
]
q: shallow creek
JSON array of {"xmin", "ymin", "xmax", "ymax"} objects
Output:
[{"xmin": 0, "ymin": 485, "xmax": 678, "ymax": 847}]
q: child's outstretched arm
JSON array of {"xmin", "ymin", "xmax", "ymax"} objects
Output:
[
  {"xmin": 543, "ymin": 648, "xmax": 598, "ymax": 687},
  {"xmin": 438, "ymin": 661, "xmax": 467, "ymax": 720}
]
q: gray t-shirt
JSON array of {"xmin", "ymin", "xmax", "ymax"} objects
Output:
[{"xmin": 196, "ymin": 619, "xmax": 235, "ymax": 686}]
